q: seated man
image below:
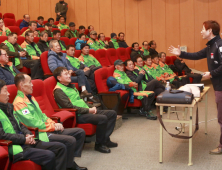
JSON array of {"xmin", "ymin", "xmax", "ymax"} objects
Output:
[
  {"xmin": 125, "ymin": 57, "xmax": 165, "ymax": 96},
  {"xmin": 0, "ymin": 18, "xmax": 11, "ymax": 36},
  {"xmin": 78, "ymin": 25, "xmax": 89, "ymax": 38},
  {"xmin": 22, "ymin": 21, "xmax": 40, "ymax": 37},
  {"xmin": 48, "ymin": 40, "xmax": 98, "ymax": 101},
  {"xmin": 174, "ymin": 55, "xmax": 202, "ymax": 83},
  {"xmin": 130, "ymin": 42, "xmax": 144, "ymax": 62},
  {"xmin": 37, "ymin": 16, "xmax": 44, "ymax": 28},
  {"xmin": 0, "ymin": 49, "xmax": 20, "ymax": 85},
  {"xmin": 113, "ymin": 59, "xmax": 156, "ymax": 120},
  {"xmin": 65, "ymin": 22, "xmax": 79, "ymax": 38},
  {"xmin": 109, "ymin": 33, "xmax": 119, "ymax": 49},
  {"xmin": 0, "ymin": 79, "xmax": 67, "ymax": 170},
  {"xmin": 50, "ymin": 30, "xmax": 66, "ymax": 50},
  {"xmin": 37, "ymin": 31, "xmax": 50, "ymax": 53},
  {"xmin": 118, "ymin": 32, "xmax": 128, "ymax": 48},
  {"xmin": 48, "ymin": 17, "xmax": 58, "ymax": 28},
  {"xmin": 87, "ymin": 25, "xmax": 94, "ymax": 37},
  {"xmin": 44, "ymin": 23, "xmax": 53, "ymax": 37},
  {"xmin": 87, "ymin": 31, "xmax": 105, "ymax": 51},
  {"xmin": 75, "ymin": 34, "xmax": 87, "ymax": 50},
  {"xmin": 0, "ymin": 32, "xmax": 43, "ymax": 80},
  {"xmin": 98, "ymin": 33, "xmax": 110, "ymax": 49},
  {"xmin": 148, "ymin": 40, "xmax": 158, "ymax": 55},
  {"xmin": 158, "ymin": 52, "xmax": 179, "ymax": 73},
  {"xmin": 53, "ymin": 67, "xmax": 117, "ymax": 153},
  {"xmin": 20, "ymin": 14, "xmax": 30, "ymax": 30},
  {"xmin": 57, "ymin": 16, "xmax": 69, "ymax": 30},
  {"xmin": 13, "ymin": 73, "xmax": 87, "ymax": 170},
  {"xmin": 140, "ymin": 41, "xmax": 150, "ymax": 56},
  {"xmin": 66, "ymin": 44, "xmax": 101, "ymax": 94}
]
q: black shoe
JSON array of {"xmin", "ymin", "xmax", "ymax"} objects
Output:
[
  {"xmin": 80, "ymin": 90, "xmax": 92, "ymax": 98},
  {"xmin": 67, "ymin": 162, "xmax": 88, "ymax": 170},
  {"xmin": 106, "ymin": 141, "xmax": 118, "ymax": 148},
  {"xmin": 138, "ymin": 108, "xmax": 147, "ymax": 117},
  {"xmin": 88, "ymin": 97, "xmax": 101, "ymax": 104},
  {"xmin": 95, "ymin": 143, "xmax": 111, "ymax": 153},
  {"xmin": 146, "ymin": 111, "xmax": 157, "ymax": 120}
]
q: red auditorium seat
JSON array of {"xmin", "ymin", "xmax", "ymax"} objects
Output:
[
  {"xmin": 89, "ymin": 49, "xmax": 95, "ymax": 56},
  {"xmin": 44, "ymin": 76, "xmax": 97, "ymax": 135},
  {"xmin": 0, "ymin": 13, "xmax": 2, "ymax": 18},
  {"xmin": 116, "ymin": 47, "xmax": 130, "ymax": 62},
  {"xmin": 171, "ymin": 56, "xmax": 177, "ymax": 65},
  {"xmin": 106, "ymin": 48, "xmax": 118, "ymax": 65},
  {"xmin": 0, "ymin": 36, "xmax": 8, "ymax": 43},
  {"xmin": 3, "ymin": 13, "xmax": 15, "ymax": 19},
  {"xmin": 85, "ymin": 29, "xmax": 89, "ymax": 35},
  {"xmin": 105, "ymin": 37, "xmax": 111, "ymax": 42},
  {"xmin": 74, "ymin": 50, "xmax": 81, "ymax": 58},
  {"xmin": 20, "ymin": 27, "xmax": 28, "ymax": 34},
  {"xmin": 60, "ymin": 37, "xmax": 70, "ymax": 46},
  {"xmin": 69, "ymin": 37, "xmax": 78, "ymax": 45},
  {"xmin": 95, "ymin": 49, "xmax": 111, "ymax": 67},
  {"xmin": 33, "ymin": 37, "xmax": 40, "ymax": 44},
  {"xmin": 165, "ymin": 56, "xmax": 172, "ymax": 65},
  {"xmin": 54, "ymin": 21, "xmax": 59, "ymax": 25},
  {"xmin": 16, "ymin": 19, "xmax": 23, "ymax": 27},
  {"xmin": 43, "ymin": 21, "xmax": 48, "ymax": 25},
  {"xmin": 19, "ymin": 67, "xmax": 31, "ymax": 75},
  {"xmin": 17, "ymin": 36, "xmax": 25, "ymax": 45},
  {"xmin": 48, "ymin": 37, "xmax": 52, "ymax": 41},
  {"xmin": 126, "ymin": 47, "xmax": 132, "ymax": 58},
  {"xmin": 61, "ymin": 29, "xmax": 68, "ymax": 37},
  {"xmin": 36, "ymin": 27, "xmax": 45, "ymax": 32},
  {"xmin": 52, "ymin": 28, "xmax": 60, "ymax": 32},
  {"xmin": 3, "ymin": 18, "xmax": 16, "ymax": 26},
  {"xmin": 8, "ymin": 26, "xmax": 20, "ymax": 35}
]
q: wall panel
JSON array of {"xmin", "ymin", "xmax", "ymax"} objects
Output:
[
  {"xmin": 74, "ymin": 0, "xmax": 87, "ymax": 27},
  {"xmin": 6, "ymin": 0, "xmax": 18, "ymax": 20},
  {"xmin": 28, "ymin": 0, "xmax": 40, "ymax": 21},
  {"xmin": 39, "ymin": 0, "xmax": 51, "ymax": 21},
  {"xmin": 50, "ymin": 0, "xmax": 58, "ymax": 21},
  {"xmin": 17, "ymin": 0, "xmax": 29, "ymax": 20},
  {"xmin": 0, "ymin": 0, "xmax": 7, "ymax": 17}
]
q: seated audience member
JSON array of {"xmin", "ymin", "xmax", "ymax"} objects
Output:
[
  {"xmin": 37, "ymin": 31, "xmax": 50, "ymax": 53},
  {"xmin": 48, "ymin": 40, "xmax": 97, "ymax": 100},
  {"xmin": 0, "ymin": 32, "xmax": 43, "ymax": 79},
  {"xmin": 57, "ymin": 16, "xmax": 69, "ymax": 30},
  {"xmin": 50, "ymin": 30, "xmax": 66, "ymax": 50},
  {"xmin": 87, "ymin": 31, "xmax": 105, "ymax": 51},
  {"xmin": 109, "ymin": 33, "xmax": 119, "ymax": 49},
  {"xmin": 98, "ymin": 33, "xmax": 110, "ymax": 49},
  {"xmin": 126, "ymin": 57, "xmax": 165, "ymax": 96},
  {"xmin": 75, "ymin": 34, "xmax": 87, "ymax": 50},
  {"xmin": 130, "ymin": 42, "xmax": 144, "ymax": 62},
  {"xmin": 67, "ymin": 44, "xmax": 101, "ymax": 93},
  {"xmin": 65, "ymin": 22, "xmax": 79, "ymax": 38},
  {"xmin": 79, "ymin": 26, "xmax": 89, "ymax": 38},
  {"xmin": 13, "ymin": 73, "xmax": 87, "ymax": 170},
  {"xmin": 118, "ymin": 32, "xmax": 128, "ymax": 48},
  {"xmin": 0, "ymin": 18, "xmax": 11, "ymax": 36},
  {"xmin": 87, "ymin": 25, "xmax": 94, "ymax": 37},
  {"xmin": 148, "ymin": 40, "xmax": 158, "ymax": 55},
  {"xmin": 53, "ymin": 67, "xmax": 117, "ymax": 153},
  {"xmin": 22, "ymin": 21, "xmax": 40, "ymax": 37},
  {"xmin": 113, "ymin": 59, "xmax": 156, "ymax": 119},
  {"xmin": 20, "ymin": 14, "xmax": 30, "ymax": 29},
  {"xmin": 37, "ymin": 16, "xmax": 44, "ymax": 28},
  {"xmin": 0, "ymin": 79, "xmax": 67, "ymax": 170},
  {"xmin": 44, "ymin": 23, "xmax": 53, "ymax": 37},
  {"xmin": 48, "ymin": 17, "xmax": 58, "ymax": 28},
  {"xmin": 0, "ymin": 49, "xmax": 20, "ymax": 85},
  {"xmin": 174, "ymin": 55, "xmax": 202, "ymax": 83},
  {"xmin": 140, "ymin": 41, "xmax": 150, "ymax": 56},
  {"xmin": 158, "ymin": 52, "xmax": 179, "ymax": 73}
]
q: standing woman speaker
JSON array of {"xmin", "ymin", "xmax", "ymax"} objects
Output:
[{"xmin": 169, "ymin": 20, "xmax": 222, "ymax": 154}]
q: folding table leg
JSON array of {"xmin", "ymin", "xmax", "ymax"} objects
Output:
[
  {"xmin": 205, "ymin": 92, "xmax": 208, "ymax": 134},
  {"xmin": 188, "ymin": 107, "xmax": 193, "ymax": 166},
  {"xmin": 159, "ymin": 106, "xmax": 163, "ymax": 163}
]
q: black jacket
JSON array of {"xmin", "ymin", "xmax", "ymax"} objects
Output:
[
  {"xmin": 174, "ymin": 58, "xmax": 191, "ymax": 74},
  {"xmin": 0, "ymin": 64, "xmax": 20, "ymax": 85},
  {"xmin": 37, "ymin": 40, "xmax": 50, "ymax": 53},
  {"xmin": 130, "ymin": 49, "xmax": 144, "ymax": 62},
  {"xmin": 149, "ymin": 48, "xmax": 158, "ymax": 55},
  {"xmin": 180, "ymin": 35, "xmax": 222, "ymax": 91},
  {"xmin": 118, "ymin": 40, "xmax": 128, "ymax": 48}
]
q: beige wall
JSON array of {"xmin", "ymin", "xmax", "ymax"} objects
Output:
[{"xmin": 1, "ymin": 0, "xmax": 222, "ymax": 71}]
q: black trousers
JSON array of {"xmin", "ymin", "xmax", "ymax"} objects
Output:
[
  {"xmin": 143, "ymin": 79, "xmax": 165, "ymax": 96},
  {"xmin": 71, "ymin": 69, "xmax": 92, "ymax": 93},
  {"xmin": 48, "ymin": 128, "xmax": 85, "ymax": 168},
  {"xmin": 186, "ymin": 73, "xmax": 202, "ymax": 83},
  {"xmin": 21, "ymin": 59, "xmax": 44, "ymax": 79},
  {"xmin": 136, "ymin": 93, "xmax": 155, "ymax": 112},
  {"xmin": 19, "ymin": 141, "xmax": 66, "ymax": 170},
  {"xmin": 77, "ymin": 110, "xmax": 117, "ymax": 144}
]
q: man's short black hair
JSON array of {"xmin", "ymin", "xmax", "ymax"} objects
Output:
[
  {"xmin": 134, "ymin": 55, "xmax": 143, "ymax": 62},
  {"xmin": 14, "ymin": 73, "xmax": 26, "ymax": 87},
  {"xmin": 66, "ymin": 44, "xmax": 75, "ymax": 50},
  {"xmin": 0, "ymin": 18, "xmax": 2, "ymax": 21},
  {"xmin": 79, "ymin": 25, "xmax": 85, "ymax": 30},
  {"xmin": 131, "ymin": 42, "xmax": 139, "ymax": 48},
  {"xmin": 151, "ymin": 53, "xmax": 158, "ymax": 60},
  {"xmin": 148, "ymin": 40, "xmax": 155, "ymax": 47},
  {"xmin": 53, "ymin": 30, "xmax": 61, "ymax": 35},
  {"xmin": 143, "ymin": 55, "xmax": 152, "ymax": 61},
  {"xmin": 8, "ymin": 32, "xmax": 17, "ymax": 37},
  {"xmin": 118, "ymin": 32, "xmax": 124, "ymax": 37},
  {"xmin": 29, "ymin": 21, "xmax": 37, "ymax": 26},
  {"xmin": 37, "ymin": 16, "xmax": 44, "ymax": 20},
  {"xmin": 53, "ymin": 67, "xmax": 68, "ymax": 82},
  {"xmin": 124, "ymin": 59, "xmax": 133, "ymax": 66},
  {"xmin": 45, "ymin": 23, "xmax": 52, "ymax": 27},
  {"xmin": 48, "ymin": 18, "xmax": 54, "ymax": 23},
  {"xmin": 142, "ymin": 41, "xmax": 148, "ymax": 45},
  {"xmin": 98, "ymin": 33, "xmax": 104, "ymax": 39},
  {"xmin": 88, "ymin": 25, "xmax": 93, "ymax": 29},
  {"xmin": 59, "ymin": 16, "xmax": 65, "ymax": 20},
  {"xmin": 0, "ymin": 79, "xmax": 6, "ymax": 92},
  {"xmin": 23, "ymin": 14, "xmax": 29, "ymax": 19},
  {"xmin": 25, "ymin": 30, "xmax": 34, "ymax": 37},
  {"xmin": 79, "ymin": 33, "xmax": 85, "ymax": 38}
]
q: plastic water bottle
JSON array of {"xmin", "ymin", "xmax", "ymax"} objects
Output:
[{"xmin": 165, "ymin": 82, "xmax": 171, "ymax": 91}]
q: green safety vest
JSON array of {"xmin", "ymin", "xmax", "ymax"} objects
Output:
[
  {"xmin": 3, "ymin": 40, "xmax": 21, "ymax": 66},
  {"xmin": 71, "ymin": 30, "xmax": 77, "ymax": 38},
  {"xmin": 99, "ymin": 40, "xmax": 106, "ymax": 48},
  {"xmin": 142, "ymin": 47, "xmax": 149, "ymax": 56},
  {"xmin": 4, "ymin": 62, "xmax": 17, "ymax": 77},
  {"xmin": 80, "ymin": 54, "xmax": 101, "ymax": 67},
  {"xmin": 133, "ymin": 66, "xmax": 148, "ymax": 91},
  {"xmin": 59, "ymin": 41, "xmax": 66, "ymax": 51},
  {"xmin": 0, "ymin": 28, "xmax": 11, "ymax": 36},
  {"xmin": 13, "ymin": 91, "xmax": 49, "ymax": 142},
  {"xmin": 66, "ymin": 55, "xmax": 81, "ymax": 69},
  {"xmin": 0, "ymin": 109, "xmax": 23, "ymax": 155},
  {"xmin": 88, "ymin": 38, "xmax": 103, "ymax": 50},
  {"xmin": 57, "ymin": 23, "xmax": 69, "ymax": 30},
  {"xmin": 110, "ymin": 38, "xmax": 119, "ymax": 49},
  {"xmin": 23, "ymin": 43, "xmax": 42, "ymax": 59}
]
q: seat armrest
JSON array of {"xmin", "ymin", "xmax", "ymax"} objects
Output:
[
  {"xmin": 50, "ymin": 116, "xmax": 61, "ymax": 123},
  {"xmin": 44, "ymin": 73, "xmax": 53, "ymax": 76},
  {"xmin": 27, "ymin": 127, "xmax": 39, "ymax": 139},
  {"xmin": 98, "ymin": 91, "xmax": 120, "ymax": 95},
  {"xmin": 0, "ymin": 140, "xmax": 13, "ymax": 164},
  {"xmin": 54, "ymin": 108, "xmax": 77, "ymax": 112},
  {"xmin": 0, "ymin": 140, "xmax": 12, "ymax": 146},
  {"xmin": 9, "ymin": 56, "xmax": 15, "ymax": 58}
]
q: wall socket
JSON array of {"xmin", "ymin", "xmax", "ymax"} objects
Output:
[{"xmin": 180, "ymin": 46, "xmax": 187, "ymax": 52}]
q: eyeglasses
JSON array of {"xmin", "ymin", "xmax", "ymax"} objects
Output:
[{"xmin": 1, "ymin": 54, "xmax": 8, "ymax": 57}]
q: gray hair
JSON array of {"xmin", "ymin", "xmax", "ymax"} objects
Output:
[
  {"xmin": 49, "ymin": 40, "xmax": 59, "ymax": 49},
  {"xmin": 40, "ymin": 30, "xmax": 48, "ymax": 37}
]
